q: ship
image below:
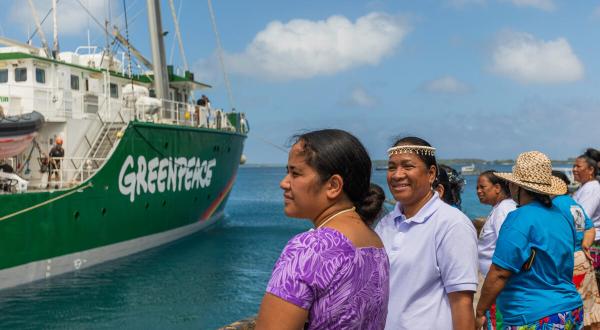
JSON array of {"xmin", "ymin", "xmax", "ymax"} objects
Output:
[{"xmin": 0, "ymin": 0, "xmax": 248, "ymax": 290}]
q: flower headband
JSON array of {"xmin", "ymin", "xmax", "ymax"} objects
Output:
[{"xmin": 387, "ymin": 145, "xmax": 436, "ymax": 157}]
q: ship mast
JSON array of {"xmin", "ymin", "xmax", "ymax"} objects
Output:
[
  {"xmin": 52, "ymin": 0, "xmax": 59, "ymax": 57},
  {"xmin": 146, "ymin": 0, "xmax": 170, "ymax": 104}
]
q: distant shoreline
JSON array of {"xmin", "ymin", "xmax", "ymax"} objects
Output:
[{"xmin": 243, "ymin": 158, "xmax": 577, "ymax": 168}]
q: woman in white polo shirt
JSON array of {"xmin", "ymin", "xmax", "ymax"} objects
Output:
[
  {"xmin": 375, "ymin": 136, "xmax": 478, "ymax": 329},
  {"xmin": 476, "ymin": 170, "xmax": 517, "ymax": 329},
  {"xmin": 573, "ymin": 148, "xmax": 600, "ymax": 289}
]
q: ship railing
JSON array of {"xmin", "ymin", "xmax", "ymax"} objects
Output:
[
  {"xmin": 70, "ymin": 98, "xmax": 128, "ymax": 173},
  {"xmin": 135, "ymin": 98, "xmax": 241, "ymax": 133},
  {"xmin": 37, "ymin": 156, "xmax": 109, "ymax": 190}
]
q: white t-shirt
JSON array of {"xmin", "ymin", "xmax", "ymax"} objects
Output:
[
  {"xmin": 375, "ymin": 192, "xmax": 478, "ymax": 330},
  {"xmin": 477, "ymin": 198, "xmax": 517, "ymax": 276},
  {"xmin": 574, "ymin": 180, "xmax": 600, "ymax": 240}
]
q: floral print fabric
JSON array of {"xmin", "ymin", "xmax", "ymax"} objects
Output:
[
  {"xmin": 504, "ymin": 307, "xmax": 583, "ymax": 330},
  {"xmin": 266, "ymin": 227, "xmax": 389, "ymax": 330}
]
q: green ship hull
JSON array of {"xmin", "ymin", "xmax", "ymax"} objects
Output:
[{"xmin": 0, "ymin": 121, "xmax": 245, "ymax": 289}]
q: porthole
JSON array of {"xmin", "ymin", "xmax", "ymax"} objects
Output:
[{"xmin": 74, "ymin": 211, "xmax": 80, "ymax": 219}]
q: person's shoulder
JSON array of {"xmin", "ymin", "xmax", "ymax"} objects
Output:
[
  {"xmin": 553, "ymin": 194, "xmax": 575, "ymax": 208},
  {"xmin": 580, "ymin": 180, "xmax": 600, "ymax": 194},
  {"xmin": 506, "ymin": 203, "xmax": 557, "ymax": 229},
  {"xmin": 499, "ymin": 205, "xmax": 525, "ymax": 228},
  {"xmin": 284, "ymin": 228, "xmax": 352, "ymax": 255},
  {"xmin": 434, "ymin": 202, "xmax": 475, "ymax": 233},
  {"xmin": 588, "ymin": 180, "xmax": 600, "ymax": 192},
  {"xmin": 436, "ymin": 201, "xmax": 470, "ymax": 223},
  {"xmin": 498, "ymin": 198, "xmax": 517, "ymax": 211},
  {"xmin": 374, "ymin": 205, "xmax": 398, "ymax": 230}
]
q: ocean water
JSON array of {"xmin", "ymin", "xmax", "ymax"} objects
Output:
[{"xmin": 0, "ymin": 165, "xmax": 504, "ymax": 329}]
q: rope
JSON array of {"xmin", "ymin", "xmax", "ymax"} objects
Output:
[
  {"xmin": 168, "ymin": 0, "xmax": 189, "ymax": 71},
  {"xmin": 207, "ymin": 0, "xmax": 236, "ymax": 111},
  {"xmin": 0, "ymin": 182, "xmax": 93, "ymax": 222},
  {"xmin": 26, "ymin": 0, "xmax": 51, "ymax": 57},
  {"xmin": 168, "ymin": 0, "xmax": 183, "ymax": 65},
  {"xmin": 27, "ymin": 0, "xmax": 60, "ymax": 44},
  {"xmin": 252, "ymin": 134, "xmax": 288, "ymax": 154}
]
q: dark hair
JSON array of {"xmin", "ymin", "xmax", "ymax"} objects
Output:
[
  {"xmin": 479, "ymin": 170, "xmax": 510, "ymax": 197},
  {"xmin": 552, "ymin": 170, "xmax": 570, "ymax": 192},
  {"xmin": 391, "ymin": 136, "xmax": 437, "ymax": 170},
  {"xmin": 514, "ymin": 184, "xmax": 552, "ymax": 207},
  {"xmin": 578, "ymin": 148, "xmax": 600, "ymax": 179},
  {"xmin": 293, "ymin": 129, "xmax": 385, "ymax": 225},
  {"xmin": 529, "ymin": 191, "xmax": 552, "ymax": 208},
  {"xmin": 435, "ymin": 164, "xmax": 465, "ymax": 209}
]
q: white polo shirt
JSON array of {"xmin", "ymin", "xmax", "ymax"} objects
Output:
[
  {"xmin": 375, "ymin": 192, "xmax": 478, "ymax": 330},
  {"xmin": 574, "ymin": 180, "xmax": 600, "ymax": 240},
  {"xmin": 477, "ymin": 198, "xmax": 517, "ymax": 276}
]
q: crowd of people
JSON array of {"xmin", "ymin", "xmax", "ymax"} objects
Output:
[{"xmin": 253, "ymin": 128, "xmax": 600, "ymax": 330}]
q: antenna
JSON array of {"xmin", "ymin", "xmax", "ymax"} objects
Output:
[{"xmin": 207, "ymin": 0, "xmax": 236, "ymax": 111}]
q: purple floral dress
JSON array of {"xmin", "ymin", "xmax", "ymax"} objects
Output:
[{"xmin": 266, "ymin": 227, "xmax": 389, "ymax": 330}]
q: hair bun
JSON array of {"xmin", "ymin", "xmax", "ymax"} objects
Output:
[
  {"xmin": 356, "ymin": 183, "xmax": 386, "ymax": 226},
  {"xmin": 585, "ymin": 148, "xmax": 600, "ymax": 163}
]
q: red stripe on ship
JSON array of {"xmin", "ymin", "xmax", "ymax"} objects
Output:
[{"xmin": 200, "ymin": 173, "xmax": 237, "ymax": 221}]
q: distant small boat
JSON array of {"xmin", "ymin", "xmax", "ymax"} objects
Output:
[
  {"xmin": 0, "ymin": 111, "xmax": 44, "ymax": 158},
  {"xmin": 375, "ymin": 165, "xmax": 388, "ymax": 171},
  {"xmin": 460, "ymin": 163, "xmax": 479, "ymax": 175}
]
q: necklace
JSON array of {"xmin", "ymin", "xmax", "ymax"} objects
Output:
[{"xmin": 316, "ymin": 207, "xmax": 356, "ymax": 229}]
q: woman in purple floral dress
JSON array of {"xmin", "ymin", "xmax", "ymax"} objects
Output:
[{"xmin": 256, "ymin": 129, "xmax": 389, "ymax": 330}]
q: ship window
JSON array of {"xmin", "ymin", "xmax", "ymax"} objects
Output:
[
  {"xmin": 85, "ymin": 79, "xmax": 89, "ymax": 92},
  {"xmin": 14, "ymin": 68, "xmax": 27, "ymax": 82},
  {"xmin": 71, "ymin": 75, "xmax": 79, "ymax": 90},
  {"xmin": 0, "ymin": 69, "xmax": 7, "ymax": 83},
  {"xmin": 109, "ymin": 83, "xmax": 118, "ymax": 98},
  {"xmin": 35, "ymin": 68, "xmax": 45, "ymax": 84}
]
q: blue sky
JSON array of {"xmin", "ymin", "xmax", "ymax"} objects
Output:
[{"xmin": 2, "ymin": 0, "xmax": 600, "ymax": 163}]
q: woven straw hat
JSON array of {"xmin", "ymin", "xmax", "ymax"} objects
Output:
[{"xmin": 495, "ymin": 151, "xmax": 566, "ymax": 196}]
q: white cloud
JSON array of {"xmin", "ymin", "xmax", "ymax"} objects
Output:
[
  {"xmin": 226, "ymin": 12, "xmax": 410, "ymax": 81},
  {"xmin": 9, "ymin": 0, "xmax": 115, "ymax": 39},
  {"xmin": 342, "ymin": 86, "xmax": 377, "ymax": 108},
  {"xmin": 421, "ymin": 76, "xmax": 470, "ymax": 93},
  {"xmin": 490, "ymin": 31, "xmax": 584, "ymax": 84},
  {"xmin": 503, "ymin": 0, "xmax": 556, "ymax": 11}
]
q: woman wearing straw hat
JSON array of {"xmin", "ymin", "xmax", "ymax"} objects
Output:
[
  {"xmin": 376, "ymin": 136, "xmax": 478, "ymax": 329},
  {"xmin": 475, "ymin": 151, "xmax": 583, "ymax": 330}
]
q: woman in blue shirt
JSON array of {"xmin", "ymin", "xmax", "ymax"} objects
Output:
[
  {"xmin": 475, "ymin": 151, "xmax": 583, "ymax": 330},
  {"xmin": 552, "ymin": 170, "xmax": 600, "ymax": 329}
]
